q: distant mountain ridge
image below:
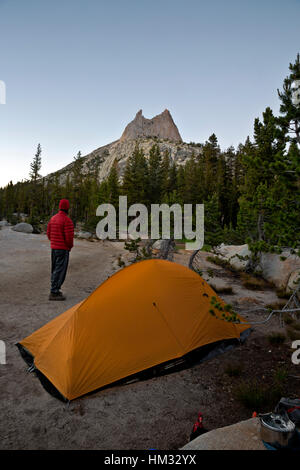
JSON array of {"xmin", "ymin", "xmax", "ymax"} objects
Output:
[
  {"xmin": 46, "ymin": 109, "xmax": 201, "ymax": 183},
  {"xmin": 120, "ymin": 109, "xmax": 182, "ymax": 142}
]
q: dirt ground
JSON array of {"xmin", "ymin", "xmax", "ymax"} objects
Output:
[{"xmin": 0, "ymin": 226, "xmax": 299, "ymax": 450}]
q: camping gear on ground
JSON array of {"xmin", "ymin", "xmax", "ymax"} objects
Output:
[
  {"xmin": 259, "ymin": 410, "xmax": 300, "ymax": 450},
  {"xmin": 17, "ymin": 259, "xmax": 249, "ymax": 401},
  {"xmin": 190, "ymin": 412, "xmax": 208, "ymax": 441},
  {"xmin": 275, "ymin": 397, "xmax": 300, "ymax": 426}
]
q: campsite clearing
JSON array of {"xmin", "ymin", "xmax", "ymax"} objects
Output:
[{"xmin": 0, "ymin": 226, "xmax": 299, "ymax": 449}]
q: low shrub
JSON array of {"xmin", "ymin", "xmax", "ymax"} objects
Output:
[
  {"xmin": 214, "ymin": 286, "xmax": 234, "ymax": 295},
  {"xmin": 241, "ymin": 273, "xmax": 270, "ymax": 291},
  {"xmin": 206, "ymin": 256, "xmax": 231, "ymax": 269},
  {"xmin": 209, "ymin": 285, "xmax": 234, "ymax": 295},
  {"xmin": 276, "ymin": 289, "xmax": 291, "ymax": 299},
  {"xmin": 265, "ymin": 302, "xmax": 286, "ymax": 311},
  {"xmin": 235, "ymin": 381, "xmax": 283, "ymax": 411},
  {"xmin": 286, "ymin": 327, "xmax": 300, "ymax": 341},
  {"xmin": 273, "ymin": 367, "xmax": 288, "ymax": 385},
  {"xmin": 283, "ymin": 313, "xmax": 295, "ymax": 325},
  {"xmin": 225, "ymin": 362, "xmax": 243, "ymax": 377},
  {"xmin": 267, "ymin": 332, "xmax": 286, "ymax": 345}
]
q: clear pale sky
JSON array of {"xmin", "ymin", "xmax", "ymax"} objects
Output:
[{"xmin": 0, "ymin": 0, "xmax": 299, "ymax": 187}]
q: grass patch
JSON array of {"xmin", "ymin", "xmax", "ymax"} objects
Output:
[
  {"xmin": 215, "ymin": 286, "xmax": 234, "ymax": 295},
  {"xmin": 200, "ymin": 244, "xmax": 212, "ymax": 252},
  {"xmin": 286, "ymin": 327, "xmax": 300, "ymax": 341},
  {"xmin": 174, "ymin": 242, "xmax": 186, "ymax": 250},
  {"xmin": 273, "ymin": 367, "xmax": 288, "ymax": 385},
  {"xmin": 267, "ymin": 332, "xmax": 286, "ymax": 345},
  {"xmin": 208, "ymin": 285, "xmax": 234, "ymax": 295},
  {"xmin": 276, "ymin": 288, "xmax": 291, "ymax": 299},
  {"xmin": 206, "ymin": 256, "xmax": 232, "ymax": 269},
  {"xmin": 225, "ymin": 362, "xmax": 243, "ymax": 377},
  {"xmin": 235, "ymin": 381, "xmax": 283, "ymax": 412},
  {"xmin": 283, "ymin": 313, "xmax": 295, "ymax": 325},
  {"xmin": 209, "ymin": 283, "xmax": 234, "ymax": 296},
  {"xmin": 240, "ymin": 273, "xmax": 271, "ymax": 291},
  {"xmin": 265, "ymin": 301, "xmax": 286, "ymax": 311}
]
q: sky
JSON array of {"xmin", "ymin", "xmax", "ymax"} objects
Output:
[{"xmin": 0, "ymin": 0, "xmax": 299, "ymax": 187}]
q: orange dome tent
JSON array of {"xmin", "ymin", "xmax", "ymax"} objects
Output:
[{"xmin": 17, "ymin": 259, "xmax": 248, "ymax": 400}]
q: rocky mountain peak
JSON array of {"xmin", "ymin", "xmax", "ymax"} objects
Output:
[{"xmin": 120, "ymin": 109, "xmax": 182, "ymax": 142}]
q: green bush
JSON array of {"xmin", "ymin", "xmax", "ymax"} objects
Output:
[
  {"xmin": 283, "ymin": 313, "xmax": 295, "ymax": 325},
  {"xmin": 214, "ymin": 286, "xmax": 234, "ymax": 295},
  {"xmin": 286, "ymin": 327, "xmax": 300, "ymax": 341},
  {"xmin": 225, "ymin": 363, "xmax": 243, "ymax": 377},
  {"xmin": 276, "ymin": 289, "xmax": 291, "ymax": 299},
  {"xmin": 206, "ymin": 256, "xmax": 231, "ymax": 269},
  {"xmin": 267, "ymin": 332, "xmax": 286, "ymax": 345},
  {"xmin": 241, "ymin": 273, "xmax": 270, "ymax": 290},
  {"xmin": 235, "ymin": 381, "xmax": 283, "ymax": 411}
]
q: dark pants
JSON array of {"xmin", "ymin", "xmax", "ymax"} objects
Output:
[{"xmin": 51, "ymin": 249, "xmax": 69, "ymax": 294}]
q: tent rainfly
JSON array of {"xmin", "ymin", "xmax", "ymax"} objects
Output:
[{"xmin": 17, "ymin": 259, "xmax": 249, "ymax": 400}]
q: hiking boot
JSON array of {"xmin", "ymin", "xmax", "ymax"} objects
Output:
[{"xmin": 49, "ymin": 292, "xmax": 66, "ymax": 301}]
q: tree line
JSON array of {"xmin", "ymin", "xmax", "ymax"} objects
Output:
[{"xmin": 0, "ymin": 55, "xmax": 299, "ymax": 254}]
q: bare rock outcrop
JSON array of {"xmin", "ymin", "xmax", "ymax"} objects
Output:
[
  {"xmin": 45, "ymin": 109, "xmax": 202, "ymax": 184},
  {"xmin": 260, "ymin": 250, "xmax": 300, "ymax": 290},
  {"xmin": 215, "ymin": 244, "xmax": 300, "ymax": 291},
  {"xmin": 214, "ymin": 243, "xmax": 251, "ymax": 270},
  {"xmin": 120, "ymin": 109, "xmax": 182, "ymax": 142}
]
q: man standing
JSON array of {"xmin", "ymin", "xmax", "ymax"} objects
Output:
[{"xmin": 47, "ymin": 199, "xmax": 74, "ymax": 300}]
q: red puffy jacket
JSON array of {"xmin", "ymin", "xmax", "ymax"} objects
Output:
[{"xmin": 47, "ymin": 210, "xmax": 74, "ymax": 251}]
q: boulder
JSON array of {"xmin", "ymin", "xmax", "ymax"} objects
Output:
[
  {"xmin": 214, "ymin": 243, "xmax": 251, "ymax": 270},
  {"xmin": 260, "ymin": 250, "xmax": 300, "ymax": 290},
  {"xmin": 214, "ymin": 244, "xmax": 300, "ymax": 291},
  {"xmin": 181, "ymin": 418, "xmax": 265, "ymax": 450},
  {"xmin": 12, "ymin": 223, "xmax": 33, "ymax": 234},
  {"xmin": 286, "ymin": 270, "xmax": 300, "ymax": 293},
  {"xmin": 152, "ymin": 239, "xmax": 169, "ymax": 250},
  {"xmin": 76, "ymin": 231, "xmax": 93, "ymax": 239},
  {"xmin": 0, "ymin": 220, "xmax": 9, "ymax": 227}
]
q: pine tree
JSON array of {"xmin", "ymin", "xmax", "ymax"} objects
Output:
[
  {"xmin": 29, "ymin": 143, "xmax": 42, "ymax": 182},
  {"xmin": 82, "ymin": 159, "xmax": 101, "ymax": 231},
  {"xmin": 176, "ymin": 166, "xmax": 185, "ymax": 205},
  {"xmin": 71, "ymin": 151, "xmax": 84, "ymax": 226},
  {"xmin": 277, "ymin": 53, "xmax": 300, "ymax": 144},
  {"xmin": 148, "ymin": 144, "xmax": 163, "ymax": 204},
  {"xmin": 183, "ymin": 153, "xmax": 201, "ymax": 205},
  {"xmin": 48, "ymin": 175, "xmax": 63, "ymax": 215},
  {"xmin": 168, "ymin": 162, "xmax": 178, "ymax": 193},
  {"xmin": 237, "ymin": 106, "xmax": 300, "ymax": 256},
  {"xmin": 122, "ymin": 144, "xmax": 149, "ymax": 206},
  {"xmin": 161, "ymin": 150, "xmax": 171, "ymax": 198},
  {"xmin": 28, "ymin": 143, "xmax": 43, "ymax": 229},
  {"xmin": 204, "ymin": 193, "xmax": 223, "ymax": 247},
  {"xmin": 202, "ymin": 134, "xmax": 220, "ymax": 198},
  {"xmin": 107, "ymin": 160, "xmax": 120, "ymax": 207}
]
